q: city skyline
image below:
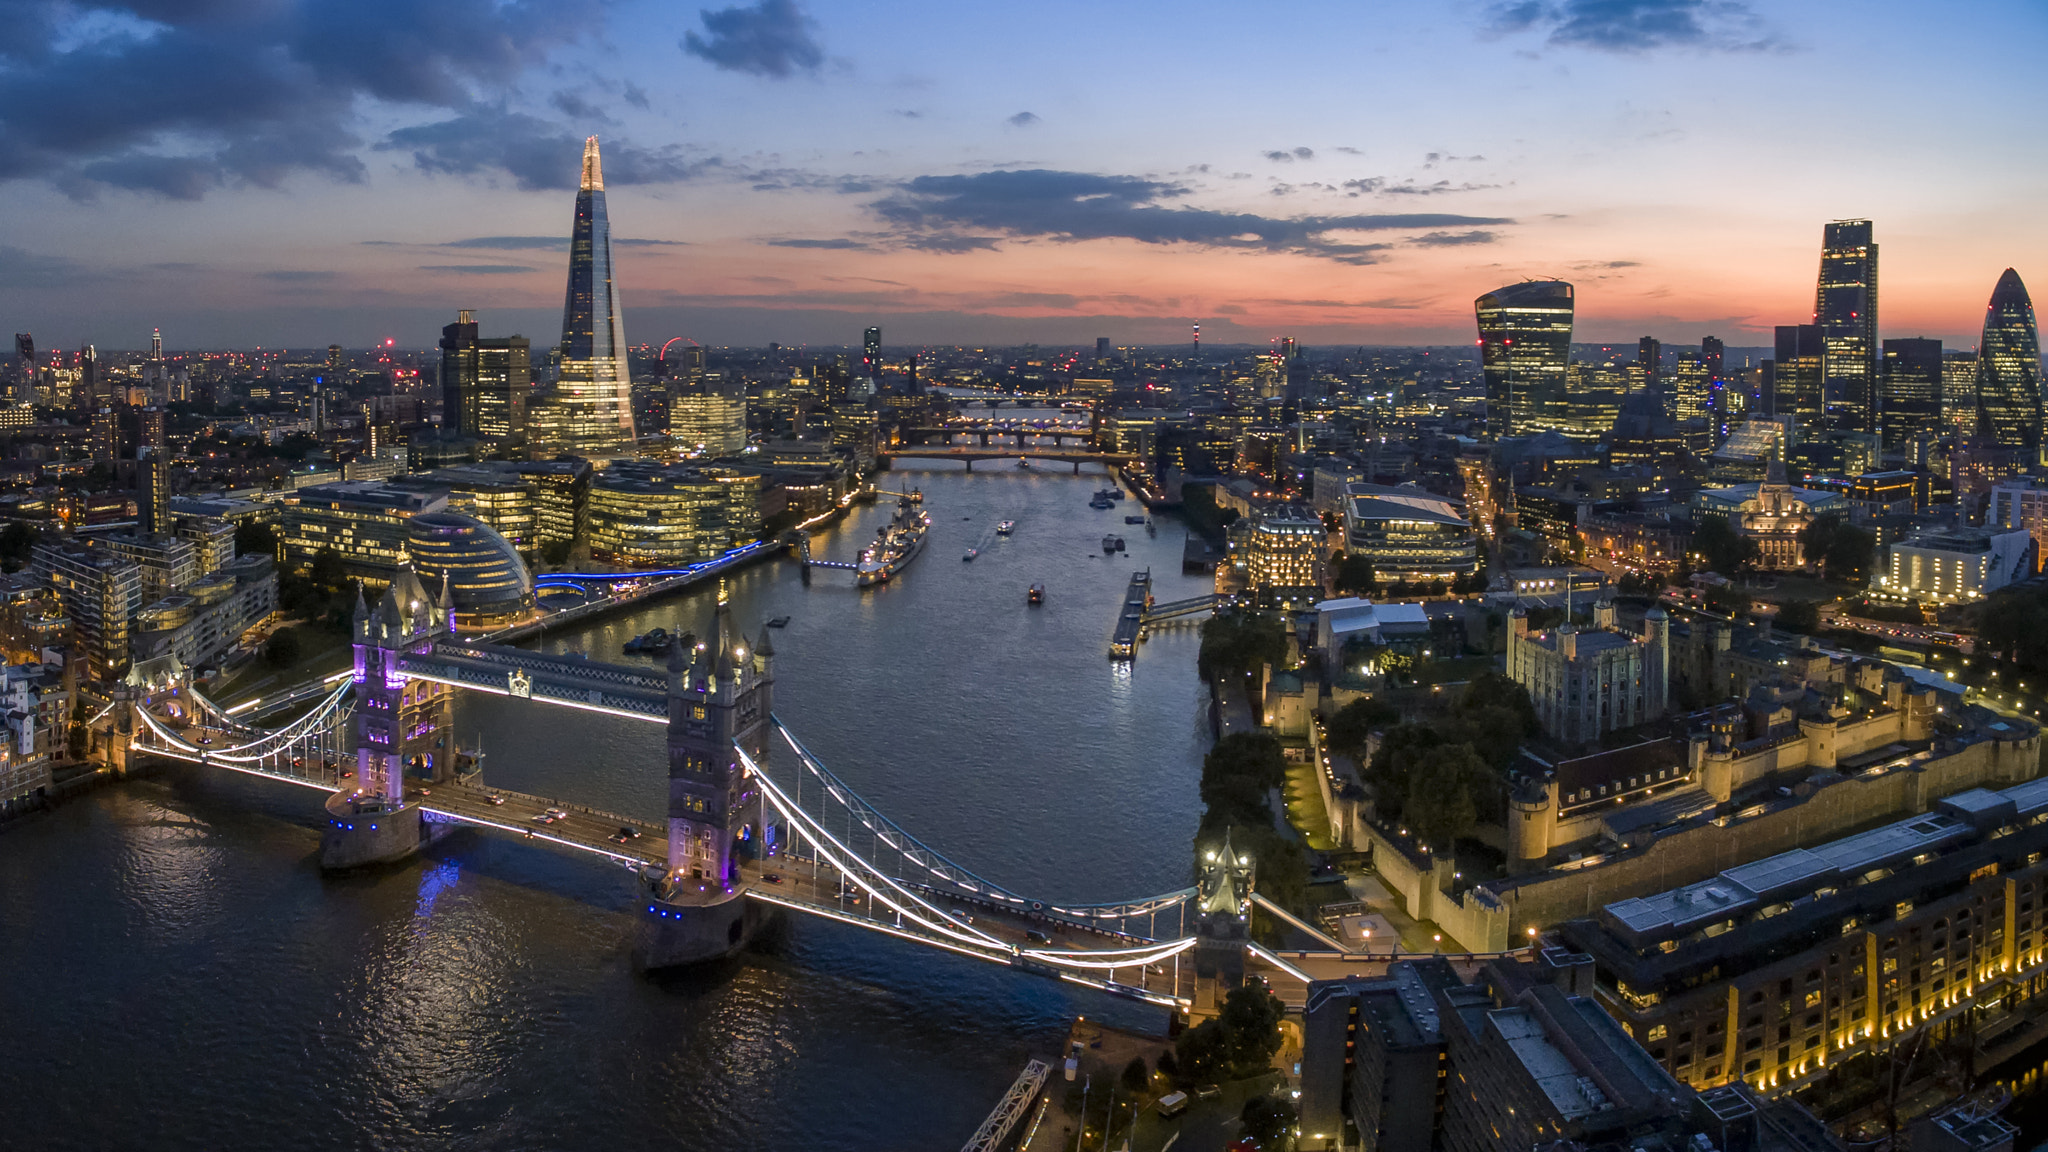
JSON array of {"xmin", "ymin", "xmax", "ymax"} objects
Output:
[{"xmin": 0, "ymin": 0, "xmax": 2041, "ymax": 349}]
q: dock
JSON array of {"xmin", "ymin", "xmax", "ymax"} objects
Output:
[{"xmin": 1108, "ymin": 569, "xmax": 1152, "ymax": 659}]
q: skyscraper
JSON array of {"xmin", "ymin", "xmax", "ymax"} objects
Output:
[
  {"xmin": 1816, "ymin": 219, "xmax": 1879, "ymax": 433},
  {"xmin": 1879, "ymin": 337, "xmax": 1943, "ymax": 448},
  {"xmin": 1700, "ymin": 335, "xmax": 1724, "ymax": 381},
  {"xmin": 1474, "ymin": 280, "xmax": 1573, "ymax": 440},
  {"xmin": 440, "ymin": 310, "xmax": 531, "ymax": 453},
  {"xmin": 1636, "ymin": 336, "xmax": 1662, "ymax": 388},
  {"xmin": 1976, "ymin": 267, "xmax": 2042, "ymax": 459},
  {"xmin": 1944, "ymin": 351, "xmax": 1980, "ymax": 432},
  {"xmin": 529, "ymin": 137, "xmax": 636, "ymax": 463},
  {"xmin": 670, "ymin": 375, "xmax": 747, "ymax": 458},
  {"xmin": 1767, "ymin": 324, "xmax": 1823, "ymax": 429},
  {"xmin": 862, "ymin": 327, "xmax": 881, "ymax": 379}
]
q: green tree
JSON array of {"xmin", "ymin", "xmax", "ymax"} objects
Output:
[
  {"xmin": 1800, "ymin": 514, "xmax": 1840, "ymax": 573},
  {"xmin": 234, "ymin": 521, "xmax": 278, "ymax": 559},
  {"xmin": 1404, "ymin": 744, "xmax": 1485, "ymax": 851},
  {"xmin": 540, "ymin": 539, "xmax": 573, "ymax": 566},
  {"xmin": 1174, "ymin": 1018, "xmax": 1228, "ymax": 1083},
  {"xmin": 1324, "ymin": 696, "xmax": 1399, "ymax": 760},
  {"xmin": 1693, "ymin": 516, "xmax": 1760, "ymax": 575},
  {"xmin": 1242, "ymin": 1094, "xmax": 1299, "ymax": 1146},
  {"xmin": 308, "ymin": 545, "xmax": 347, "ymax": 591},
  {"xmin": 1827, "ymin": 524, "xmax": 1875, "ymax": 584},
  {"xmin": 1121, "ymin": 1056, "xmax": 1149, "ymax": 1094},
  {"xmin": 1198, "ymin": 611, "xmax": 1289, "ymax": 683},
  {"xmin": 1332, "ymin": 552, "xmax": 1378, "ymax": 595},
  {"xmin": 1776, "ymin": 599, "xmax": 1820, "ymax": 633},
  {"xmin": 0, "ymin": 520, "xmax": 38, "ymax": 571},
  {"xmin": 1217, "ymin": 983, "xmax": 1288, "ymax": 1076},
  {"xmin": 263, "ymin": 627, "xmax": 302, "ymax": 669}
]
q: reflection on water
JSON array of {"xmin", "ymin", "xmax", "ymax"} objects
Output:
[{"xmin": 0, "ymin": 456, "xmax": 1210, "ymax": 1150}]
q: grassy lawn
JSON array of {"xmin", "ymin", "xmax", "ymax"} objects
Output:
[
  {"xmin": 208, "ymin": 627, "xmax": 352, "ymax": 703},
  {"xmin": 1281, "ymin": 761, "xmax": 1337, "ymax": 852}
]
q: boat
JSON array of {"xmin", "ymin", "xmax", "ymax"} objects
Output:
[
  {"xmin": 907, "ymin": 489, "xmax": 923, "ymax": 503},
  {"xmin": 996, "ymin": 520, "xmax": 1016, "ymax": 535},
  {"xmin": 1102, "ymin": 534, "xmax": 1118, "ymax": 554},
  {"xmin": 1089, "ymin": 496, "xmax": 1114, "ymax": 510},
  {"xmin": 1145, "ymin": 519, "xmax": 1156, "ymax": 536},
  {"xmin": 1114, "ymin": 536, "xmax": 1127, "ymax": 552},
  {"xmin": 857, "ymin": 495, "xmax": 931, "ymax": 588},
  {"xmin": 1017, "ymin": 458, "xmax": 1031, "ymax": 469},
  {"xmin": 1124, "ymin": 515, "xmax": 1146, "ymax": 525},
  {"xmin": 765, "ymin": 616, "xmax": 790, "ymax": 628},
  {"xmin": 622, "ymin": 626, "xmax": 670, "ymax": 655},
  {"xmin": 1095, "ymin": 487, "xmax": 1123, "ymax": 502},
  {"xmin": 1028, "ymin": 584, "xmax": 1045, "ymax": 605},
  {"xmin": 963, "ymin": 548, "xmax": 977, "ymax": 561}
]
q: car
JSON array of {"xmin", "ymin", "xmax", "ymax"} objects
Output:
[
  {"xmin": 532, "ymin": 813, "xmax": 556, "ymax": 824},
  {"xmin": 1194, "ymin": 1084, "xmax": 1221, "ymax": 1100},
  {"xmin": 1025, "ymin": 929, "xmax": 1052, "ymax": 944},
  {"xmin": 486, "ymin": 795, "xmax": 504, "ymax": 805},
  {"xmin": 617, "ymin": 826, "xmax": 640, "ymax": 839},
  {"xmin": 763, "ymin": 873, "xmax": 783, "ymax": 884},
  {"xmin": 609, "ymin": 833, "xmax": 630, "ymax": 844},
  {"xmin": 948, "ymin": 908, "xmax": 974, "ymax": 925},
  {"xmin": 340, "ymin": 770, "xmax": 354, "ymax": 779},
  {"xmin": 546, "ymin": 807, "xmax": 568, "ymax": 819}
]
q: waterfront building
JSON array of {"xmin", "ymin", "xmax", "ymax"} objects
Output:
[
  {"xmin": 404, "ymin": 512, "xmax": 533, "ymax": 629},
  {"xmin": 1880, "ymin": 337, "xmax": 1943, "ymax": 449},
  {"xmin": 827, "ymin": 404, "xmax": 879, "ymax": 472},
  {"xmin": 1766, "ymin": 324, "xmax": 1823, "ymax": 428},
  {"xmin": 277, "ymin": 481, "xmax": 448, "ymax": 584},
  {"xmin": 1240, "ymin": 506, "xmax": 1325, "ymax": 609},
  {"xmin": 173, "ymin": 516, "xmax": 236, "ymax": 577},
  {"xmin": 1976, "ymin": 268, "xmax": 2042, "ymax": 462},
  {"xmin": 1563, "ymin": 772, "xmax": 2048, "ymax": 1098},
  {"xmin": 32, "ymin": 540, "xmax": 140, "ymax": 680},
  {"xmin": 1875, "ymin": 527, "xmax": 2032, "ymax": 603},
  {"xmin": 1340, "ymin": 483, "xmax": 1479, "ymax": 582},
  {"xmin": 1475, "ymin": 279, "xmax": 1573, "ymax": 439},
  {"xmin": 1507, "ymin": 598, "xmax": 1669, "ymax": 746},
  {"xmin": 1816, "ymin": 220, "xmax": 1879, "ymax": 434},
  {"xmin": 83, "ymin": 531, "xmax": 199, "ymax": 602},
  {"xmin": 132, "ymin": 553, "xmax": 278, "ymax": 668},
  {"xmin": 438, "ymin": 309, "xmax": 530, "ymax": 452},
  {"xmin": 527, "ymin": 138, "xmax": 637, "ymax": 463},
  {"xmin": 0, "ymin": 662, "xmax": 62, "ymax": 814},
  {"xmin": 586, "ymin": 461, "xmax": 761, "ymax": 568},
  {"xmin": 670, "ymin": 374, "xmax": 747, "ymax": 458}
]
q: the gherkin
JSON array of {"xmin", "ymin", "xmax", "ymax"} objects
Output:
[
  {"xmin": 1976, "ymin": 267, "xmax": 2042, "ymax": 459},
  {"xmin": 530, "ymin": 136, "xmax": 637, "ymax": 462}
]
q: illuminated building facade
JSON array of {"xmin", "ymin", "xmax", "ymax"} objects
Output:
[
  {"xmin": 529, "ymin": 138, "xmax": 636, "ymax": 463},
  {"xmin": 439, "ymin": 310, "xmax": 530, "ymax": 452},
  {"xmin": 670, "ymin": 375, "xmax": 747, "ymax": 458},
  {"xmin": 1767, "ymin": 324, "xmax": 1822, "ymax": 429},
  {"xmin": 1241, "ymin": 507, "xmax": 1325, "ymax": 609},
  {"xmin": 33, "ymin": 540, "xmax": 140, "ymax": 680},
  {"xmin": 1816, "ymin": 219, "xmax": 1879, "ymax": 433},
  {"xmin": 278, "ymin": 481, "xmax": 447, "ymax": 584},
  {"xmin": 1341, "ymin": 484, "xmax": 1479, "ymax": 582},
  {"xmin": 1976, "ymin": 268, "xmax": 2042, "ymax": 461},
  {"xmin": 405, "ymin": 511, "xmax": 534, "ymax": 628},
  {"xmin": 1475, "ymin": 280, "xmax": 1573, "ymax": 439},
  {"xmin": 587, "ymin": 462, "xmax": 762, "ymax": 568},
  {"xmin": 1507, "ymin": 599, "xmax": 1668, "ymax": 745},
  {"xmin": 1944, "ymin": 351, "xmax": 1980, "ymax": 432},
  {"xmin": 1878, "ymin": 528, "xmax": 2032, "ymax": 603},
  {"xmin": 1879, "ymin": 337, "xmax": 1943, "ymax": 449}
]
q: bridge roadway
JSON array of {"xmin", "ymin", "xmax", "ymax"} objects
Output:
[{"xmin": 878, "ymin": 446, "xmax": 1138, "ymax": 471}]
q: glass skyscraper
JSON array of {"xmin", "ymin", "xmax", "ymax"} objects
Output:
[
  {"xmin": 1879, "ymin": 336, "xmax": 1942, "ymax": 449},
  {"xmin": 530, "ymin": 137, "xmax": 637, "ymax": 463},
  {"xmin": 440, "ymin": 310, "xmax": 531, "ymax": 454},
  {"xmin": 1976, "ymin": 267, "xmax": 2042, "ymax": 458},
  {"xmin": 1767, "ymin": 323, "xmax": 1823, "ymax": 430},
  {"xmin": 1475, "ymin": 279, "xmax": 1573, "ymax": 440},
  {"xmin": 1815, "ymin": 219, "xmax": 1879, "ymax": 433}
]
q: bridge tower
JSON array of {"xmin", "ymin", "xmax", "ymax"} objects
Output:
[
  {"xmin": 639, "ymin": 582, "xmax": 778, "ymax": 968},
  {"xmin": 322, "ymin": 568, "xmax": 451, "ymax": 870}
]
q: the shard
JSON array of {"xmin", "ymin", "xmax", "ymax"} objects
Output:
[
  {"xmin": 530, "ymin": 136, "xmax": 637, "ymax": 462},
  {"xmin": 1976, "ymin": 267, "xmax": 2042, "ymax": 460}
]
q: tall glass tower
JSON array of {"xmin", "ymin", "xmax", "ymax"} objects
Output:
[
  {"xmin": 532, "ymin": 137, "xmax": 637, "ymax": 462},
  {"xmin": 1976, "ymin": 267, "xmax": 2042, "ymax": 458},
  {"xmin": 1815, "ymin": 219, "xmax": 1878, "ymax": 433},
  {"xmin": 1475, "ymin": 279, "xmax": 1573, "ymax": 440}
]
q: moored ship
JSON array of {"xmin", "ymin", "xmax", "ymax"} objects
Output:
[{"xmin": 857, "ymin": 495, "xmax": 930, "ymax": 587}]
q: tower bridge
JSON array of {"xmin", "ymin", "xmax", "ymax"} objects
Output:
[{"xmin": 119, "ymin": 564, "xmax": 1264, "ymax": 1008}]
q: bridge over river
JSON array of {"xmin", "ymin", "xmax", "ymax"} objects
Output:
[{"xmin": 114, "ymin": 565, "xmax": 1294, "ymax": 1010}]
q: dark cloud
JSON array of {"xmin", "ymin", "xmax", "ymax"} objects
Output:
[
  {"xmin": 766, "ymin": 237, "xmax": 872, "ymax": 250},
  {"xmin": 418, "ymin": 264, "xmax": 536, "ymax": 274},
  {"xmin": 1007, "ymin": 111, "xmax": 1040, "ymax": 127},
  {"xmin": 614, "ymin": 238, "xmax": 690, "ymax": 247},
  {"xmin": 1341, "ymin": 177, "xmax": 1499, "ymax": 197},
  {"xmin": 681, "ymin": 0, "xmax": 825, "ymax": 78},
  {"xmin": 900, "ymin": 235, "xmax": 1003, "ymax": 254},
  {"xmin": 443, "ymin": 235, "xmax": 565, "ymax": 250},
  {"xmin": 261, "ymin": 270, "xmax": 337, "ymax": 282},
  {"xmin": 548, "ymin": 90, "xmax": 613, "ymax": 124},
  {"xmin": 1410, "ymin": 230, "xmax": 1499, "ymax": 246},
  {"xmin": 0, "ymin": 246, "xmax": 95, "ymax": 288},
  {"xmin": 622, "ymin": 82, "xmax": 651, "ymax": 110},
  {"xmin": 1484, "ymin": 0, "xmax": 1785, "ymax": 52},
  {"xmin": 1572, "ymin": 259, "xmax": 1641, "ymax": 269},
  {"xmin": 891, "ymin": 109, "xmax": 922, "ymax": 119},
  {"xmin": 378, "ymin": 111, "xmax": 717, "ymax": 191},
  {"xmin": 1262, "ymin": 147, "xmax": 1315, "ymax": 163},
  {"xmin": 0, "ymin": 0, "xmax": 606, "ymax": 199},
  {"xmin": 870, "ymin": 169, "xmax": 1511, "ymax": 265}
]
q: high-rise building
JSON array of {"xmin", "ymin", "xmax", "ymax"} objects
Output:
[
  {"xmin": 1944, "ymin": 350, "xmax": 1980, "ymax": 432},
  {"xmin": 33, "ymin": 540, "xmax": 140, "ymax": 680},
  {"xmin": 77, "ymin": 344, "xmax": 96, "ymax": 406},
  {"xmin": 1879, "ymin": 337, "xmax": 1943, "ymax": 448},
  {"xmin": 327, "ymin": 344, "xmax": 343, "ymax": 378},
  {"xmin": 1766, "ymin": 323, "xmax": 1822, "ymax": 429},
  {"xmin": 529, "ymin": 137, "xmax": 636, "ymax": 463},
  {"xmin": 1672, "ymin": 355, "xmax": 1710, "ymax": 424},
  {"xmin": 439, "ymin": 310, "xmax": 531, "ymax": 452},
  {"xmin": 88, "ymin": 407, "xmax": 118, "ymax": 463},
  {"xmin": 1700, "ymin": 335, "xmax": 1724, "ymax": 381},
  {"xmin": 1636, "ymin": 336, "xmax": 1661, "ymax": 388},
  {"xmin": 862, "ymin": 326, "xmax": 881, "ymax": 379},
  {"xmin": 1474, "ymin": 280, "xmax": 1573, "ymax": 439},
  {"xmin": 1094, "ymin": 336, "xmax": 1111, "ymax": 365},
  {"xmin": 1976, "ymin": 267, "xmax": 2042, "ymax": 460},
  {"xmin": 1816, "ymin": 219, "xmax": 1879, "ymax": 433},
  {"xmin": 669, "ymin": 374, "xmax": 747, "ymax": 458}
]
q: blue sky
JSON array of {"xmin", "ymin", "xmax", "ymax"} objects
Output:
[{"xmin": 0, "ymin": 0, "xmax": 2042, "ymax": 351}]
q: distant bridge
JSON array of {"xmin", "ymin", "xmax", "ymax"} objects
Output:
[{"xmin": 880, "ymin": 446, "xmax": 1138, "ymax": 471}]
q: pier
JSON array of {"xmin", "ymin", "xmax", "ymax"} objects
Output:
[{"xmin": 1108, "ymin": 570, "xmax": 1152, "ymax": 659}]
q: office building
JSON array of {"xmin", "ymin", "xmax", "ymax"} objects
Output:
[
  {"xmin": 87, "ymin": 532, "xmax": 199, "ymax": 602},
  {"xmin": 586, "ymin": 462, "xmax": 761, "ymax": 568},
  {"xmin": 439, "ymin": 310, "xmax": 531, "ymax": 451},
  {"xmin": 1992, "ymin": 477, "xmax": 2048, "ymax": 572},
  {"xmin": 670, "ymin": 374, "xmax": 747, "ymax": 458},
  {"xmin": 528, "ymin": 138, "xmax": 637, "ymax": 463},
  {"xmin": 277, "ymin": 481, "xmax": 448, "ymax": 583},
  {"xmin": 1880, "ymin": 337, "xmax": 1943, "ymax": 448},
  {"xmin": 132, "ymin": 553, "xmax": 278, "ymax": 668},
  {"xmin": 1765, "ymin": 323, "xmax": 1823, "ymax": 429},
  {"xmin": 1701, "ymin": 335, "xmax": 1724, "ymax": 381},
  {"xmin": 1694, "ymin": 458, "xmax": 1823, "ymax": 570},
  {"xmin": 1475, "ymin": 280, "xmax": 1573, "ymax": 439},
  {"xmin": 1672, "ymin": 355, "xmax": 1710, "ymax": 424},
  {"xmin": 1637, "ymin": 336, "xmax": 1662, "ymax": 389},
  {"xmin": 173, "ymin": 516, "xmax": 237, "ymax": 576},
  {"xmin": 1240, "ymin": 507, "xmax": 1325, "ymax": 609},
  {"xmin": 1816, "ymin": 220, "xmax": 1879, "ymax": 433},
  {"xmin": 862, "ymin": 326, "xmax": 881, "ymax": 379},
  {"xmin": 1341, "ymin": 483, "xmax": 1479, "ymax": 582},
  {"xmin": 1566, "ymin": 773, "xmax": 2048, "ymax": 1097},
  {"xmin": 405, "ymin": 512, "xmax": 534, "ymax": 629},
  {"xmin": 1877, "ymin": 527, "xmax": 2032, "ymax": 602},
  {"xmin": 33, "ymin": 540, "xmax": 141, "ymax": 680},
  {"xmin": 1943, "ymin": 350, "xmax": 1980, "ymax": 432},
  {"xmin": 1976, "ymin": 268, "xmax": 2041, "ymax": 461},
  {"xmin": 1507, "ymin": 598, "xmax": 1669, "ymax": 746}
]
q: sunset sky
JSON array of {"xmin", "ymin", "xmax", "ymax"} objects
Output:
[{"xmin": 0, "ymin": 0, "xmax": 2042, "ymax": 351}]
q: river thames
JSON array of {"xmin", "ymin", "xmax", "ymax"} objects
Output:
[{"xmin": 0, "ymin": 456, "xmax": 1216, "ymax": 1150}]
